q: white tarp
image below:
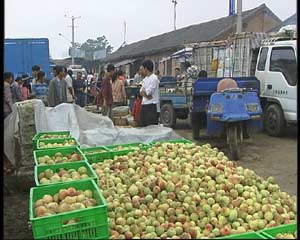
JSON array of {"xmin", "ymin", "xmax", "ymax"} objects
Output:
[{"xmin": 4, "ymin": 100, "xmax": 183, "ymax": 167}]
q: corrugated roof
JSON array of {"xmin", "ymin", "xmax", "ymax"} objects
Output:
[
  {"xmin": 101, "ymin": 4, "xmax": 281, "ymax": 63},
  {"xmin": 268, "ymin": 13, "xmax": 297, "ymax": 33}
]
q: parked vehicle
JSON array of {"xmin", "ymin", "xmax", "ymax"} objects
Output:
[
  {"xmin": 159, "ymin": 76, "xmax": 193, "ymax": 127},
  {"xmin": 191, "ymin": 77, "xmax": 263, "ymax": 160},
  {"xmin": 4, "ymin": 38, "xmax": 51, "ymax": 80},
  {"xmin": 255, "ymin": 38, "xmax": 297, "ymax": 137}
]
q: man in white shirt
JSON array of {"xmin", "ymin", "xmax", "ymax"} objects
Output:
[
  {"xmin": 64, "ymin": 68, "xmax": 76, "ymax": 103},
  {"xmin": 139, "ymin": 60, "xmax": 160, "ymax": 126}
]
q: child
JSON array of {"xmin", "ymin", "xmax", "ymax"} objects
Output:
[{"xmin": 131, "ymin": 93, "xmax": 142, "ymax": 126}]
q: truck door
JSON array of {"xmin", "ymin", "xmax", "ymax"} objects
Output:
[{"xmin": 266, "ymin": 46, "xmax": 297, "ymax": 122}]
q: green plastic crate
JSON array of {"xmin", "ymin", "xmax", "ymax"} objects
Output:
[
  {"xmin": 80, "ymin": 146, "xmax": 112, "ymax": 164},
  {"xmin": 34, "ymin": 161, "xmax": 98, "ymax": 187},
  {"xmin": 34, "ymin": 147, "xmax": 87, "ymax": 166},
  {"xmin": 32, "ymin": 131, "xmax": 71, "ymax": 150},
  {"xmin": 37, "ymin": 137, "xmax": 80, "ymax": 150},
  {"xmin": 217, "ymin": 231, "xmax": 268, "ymax": 239},
  {"xmin": 105, "ymin": 142, "xmax": 150, "ymax": 157},
  {"xmin": 260, "ymin": 223, "xmax": 297, "ymax": 239},
  {"xmin": 29, "ymin": 179, "xmax": 109, "ymax": 240},
  {"xmin": 150, "ymin": 139, "xmax": 193, "ymax": 145}
]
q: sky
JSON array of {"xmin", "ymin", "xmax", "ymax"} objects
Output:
[{"xmin": 5, "ymin": 0, "xmax": 297, "ymax": 59}]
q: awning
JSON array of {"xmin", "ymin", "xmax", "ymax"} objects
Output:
[
  {"xmin": 170, "ymin": 47, "xmax": 193, "ymax": 59},
  {"xmin": 115, "ymin": 59, "xmax": 137, "ymax": 67}
]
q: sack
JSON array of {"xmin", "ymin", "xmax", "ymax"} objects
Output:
[{"xmin": 112, "ymin": 106, "xmax": 130, "ymax": 117}]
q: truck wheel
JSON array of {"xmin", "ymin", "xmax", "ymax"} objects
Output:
[
  {"xmin": 190, "ymin": 112, "xmax": 201, "ymax": 140},
  {"xmin": 227, "ymin": 124, "xmax": 240, "ymax": 160},
  {"xmin": 264, "ymin": 104, "xmax": 286, "ymax": 137},
  {"xmin": 160, "ymin": 103, "xmax": 176, "ymax": 128}
]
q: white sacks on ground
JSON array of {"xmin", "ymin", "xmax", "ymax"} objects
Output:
[{"xmin": 4, "ymin": 100, "xmax": 183, "ymax": 167}]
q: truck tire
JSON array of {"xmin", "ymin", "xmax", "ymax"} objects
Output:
[
  {"xmin": 160, "ymin": 103, "xmax": 176, "ymax": 128},
  {"xmin": 264, "ymin": 104, "xmax": 286, "ymax": 137},
  {"xmin": 227, "ymin": 123, "xmax": 240, "ymax": 160},
  {"xmin": 190, "ymin": 112, "xmax": 201, "ymax": 140}
]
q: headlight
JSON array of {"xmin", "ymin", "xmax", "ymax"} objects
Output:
[
  {"xmin": 246, "ymin": 103, "xmax": 259, "ymax": 112},
  {"xmin": 210, "ymin": 104, "xmax": 223, "ymax": 113}
]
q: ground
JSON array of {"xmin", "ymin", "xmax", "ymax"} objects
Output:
[{"xmin": 3, "ymin": 121, "xmax": 297, "ymax": 239}]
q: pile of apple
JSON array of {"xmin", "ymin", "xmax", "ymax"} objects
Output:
[
  {"xmin": 38, "ymin": 166, "xmax": 90, "ymax": 185},
  {"xmin": 37, "ymin": 152, "xmax": 82, "ymax": 165},
  {"xmin": 39, "ymin": 139, "xmax": 77, "ymax": 149},
  {"xmin": 40, "ymin": 134, "xmax": 69, "ymax": 139},
  {"xmin": 34, "ymin": 187, "xmax": 97, "ymax": 218},
  {"xmin": 91, "ymin": 142, "xmax": 297, "ymax": 239}
]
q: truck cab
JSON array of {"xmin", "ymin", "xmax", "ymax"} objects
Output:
[{"xmin": 255, "ymin": 38, "xmax": 297, "ymax": 136}]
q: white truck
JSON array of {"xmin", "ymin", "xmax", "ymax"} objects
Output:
[{"xmin": 255, "ymin": 37, "xmax": 297, "ymax": 136}]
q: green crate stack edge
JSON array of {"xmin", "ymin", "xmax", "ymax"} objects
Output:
[
  {"xmin": 29, "ymin": 179, "xmax": 109, "ymax": 240},
  {"xmin": 16, "ymin": 101, "xmax": 37, "ymax": 174},
  {"xmin": 259, "ymin": 222, "xmax": 297, "ymax": 239}
]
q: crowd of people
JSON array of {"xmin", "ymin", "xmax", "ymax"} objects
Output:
[{"xmin": 3, "ymin": 61, "xmax": 161, "ymax": 128}]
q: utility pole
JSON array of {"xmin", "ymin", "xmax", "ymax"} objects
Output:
[
  {"xmin": 236, "ymin": 0, "xmax": 242, "ymax": 34},
  {"xmin": 64, "ymin": 14, "xmax": 81, "ymax": 66},
  {"xmin": 172, "ymin": 0, "xmax": 178, "ymax": 31}
]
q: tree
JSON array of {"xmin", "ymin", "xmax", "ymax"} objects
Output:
[{"xmin": 79, "ymin": 36, "xmax": 113, "ymax": 55}]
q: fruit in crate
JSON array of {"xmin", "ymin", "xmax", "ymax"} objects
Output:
[
  {"xmin": 33, "ymin": 187, "xmax": 97, "ymax": 218},
  {"xmin": 110, "ymin": 144, "xmax": 144, "ymax": 151},
  {"xmin": 40, "ymin": 134, "xmax": 69, "ymax": 139},
  {"xmin": 83, "ymin": 149, "xmax": 107, "ymax": 155},
  {"xmin": 91, "ymin": 142, "xmax": 297, "ymax": 239},
  {"xmin": 37, "ymin": 152, "xmax": 82, "ymax": 165},
  {"xmin": 38, "ymin": 167, "xmax": 90, "ymax": 184},
  {"xmin": 276, "ymin": 232, "xmax": 297, "ymax": 239},
  {"xmin": 39, "ymin": 139, "xmax": 76, "ymax": 148}
]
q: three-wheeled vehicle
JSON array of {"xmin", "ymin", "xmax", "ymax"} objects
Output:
[{"xmin": 191, "ymin": 77, "xmax": 263, "ymax": 160}]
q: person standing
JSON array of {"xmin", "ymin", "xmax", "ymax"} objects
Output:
[
  {"xmin": 100, "ymin": 64, "xmax": 115, "ymax": 119},
  {"xmin": 4, "ymin": 72, "xmax": 14, "ymax": 119},
  {"xmin": 64, "ymin": 68, "xmax": 76, "ymax": 104},
  {"xmin": 31, "ymin": 71, "xmax": 49, "ymax": 105},
  {"xmin": 31, "ymin": 65, "xmax": 40, "ymax": 85},
  {"xmin": 139, "ymin": 60, "xmax": 160, "ymax": 126},
  {"xmin": 112, "ymin": 71, "xmax": 127, "ymax": 107},
  {"xmin": 47, "ymin": 66, "xmax": 68, "ymax": 107},
  {"xmin": 11, "ymin": 77, "xmax": 23, "ymax": 103},
  {"xmin": 20, "ymin": 78, "xmax": 30, "ymax": 101},
  {"xmin": 73, "ymin": 72, "xmax": 87, "ymax": 107},
  {"xmin": 133, "ymin": 69, "xmax": 142, "ymax": 85}
]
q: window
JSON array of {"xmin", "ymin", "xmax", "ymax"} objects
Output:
[
  {"xmin": 257, "ymin": 47, "xmax": 268, "ymax": 71},
  {"xmin": 270, "ymin": 47, "xmax": 297, "ymax": 86}
]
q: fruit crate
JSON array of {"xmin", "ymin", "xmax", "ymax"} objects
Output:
[
  {"xmin": 34, "ymin": 161, "xmax": 98, "ymax": 187},
  {"xmin": 259, "ymin": 222, "xmax": 297, "ymax": 239},
  {"xmin": 29, "ymin": 179, "xmax": 109, "ymax": 240},
  {"xmin": 37, "ymin": 137, "xmax": 79, "ymax": 150},
  {"xmin": 80, "ymin": 146, "xmax": 112, "ymax": 164},
  {"xmin": 150, "ymin": 139, "xmax": 193, "ymax": 145},
  {"xmin": 34, "ymin": 147, "xmax": 87, "ymax": 166},
  {"xmin": 217, "ymin": 231, "xmax": 268, "ymax": 239},
  {"xmin": 105, "ymin": 142, "xmax": 150, "ymax": 157},
  {"xmin": 32, "ymin": 131, "xmax": 71, "ymax": 150}
]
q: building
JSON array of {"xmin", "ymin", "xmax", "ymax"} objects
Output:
[
  {"xmin": 96, "ymin": 3, "xmax": 282, "ymax": 77},
  {"xmin": 268, "ymin": 13, "xmax": 297, "ymax": 33}
]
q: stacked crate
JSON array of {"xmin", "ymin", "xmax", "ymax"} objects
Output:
[{"xmin": 15, "ymin": 100, "xmax": 37, "ymax": 175}]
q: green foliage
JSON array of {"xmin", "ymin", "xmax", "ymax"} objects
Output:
[{"xmin": 79, "ymin": 36, "xmax": 113, "ymax": 54}]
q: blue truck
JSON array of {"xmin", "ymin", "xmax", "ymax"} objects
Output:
[
  {"xmin": 4, "ymin": 38, "xmax": 52, "ymax": 81},
  {"xmin": 159, "ymin": 76, "xmax": 263, "ymax": 160}
]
